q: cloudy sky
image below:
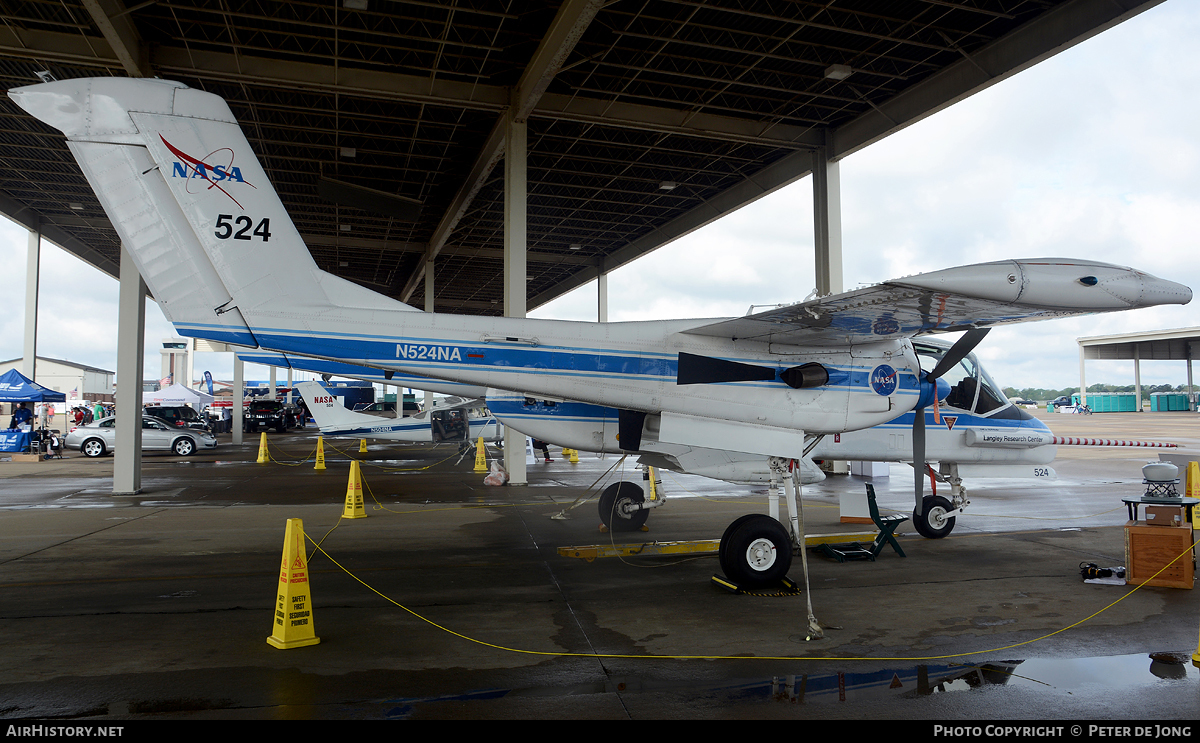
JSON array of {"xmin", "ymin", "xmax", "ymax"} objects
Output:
[{"xmin": 2, "ymin": 1, "xmax": 1197, "ymax": 394}]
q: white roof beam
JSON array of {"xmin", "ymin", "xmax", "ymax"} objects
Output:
[{"xmin": 80, "ymin": 0, "xmax": 150, "ymax": 77}]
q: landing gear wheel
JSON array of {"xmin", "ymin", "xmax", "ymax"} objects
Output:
[
  {"xmin": 719, "ymin": 514, "xmax": 792, "ymax": 588},
  {"xmin": 913, "ymin": 495, "xmax": 956, "ymax": 539},
  {"xmin": 598, "ymin": 482, "xmax": 648, "ymax": 531},
  {"xmin": 718, "ymin": 514, "xmax": 762, "ymax": 571}
]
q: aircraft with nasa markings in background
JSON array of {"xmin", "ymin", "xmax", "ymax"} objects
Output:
[{"xmin": 293, "ymin": 380, "xmax": 501, "ymax": 447}]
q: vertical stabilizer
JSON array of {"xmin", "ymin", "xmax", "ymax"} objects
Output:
[
  {"xmin": 9, "ymin": 77, "xmax": 415, "ymax": 350},
  {"xmin": 10, "ymin": 78, "xmax": 258, "ymax": 345}
]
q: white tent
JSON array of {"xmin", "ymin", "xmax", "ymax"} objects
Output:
[{"xmin": 143, "ymin": 383, "xmax": 214, "ymax": 406}]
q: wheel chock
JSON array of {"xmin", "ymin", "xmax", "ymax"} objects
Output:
[
  {"xmin": 257, "ymin": 432, "xmax": 269, "ymax": 464},
  {"xmin": 342, "ymin": 460, "xmax": 367, "ymax": 519},
  {"xmin": 473, "ymin": 436, "xmax": 488, "ymax": 473},
  {"xmin": 710, "ymin": 574, "xmax": 800, "ymax": 596},
  {"xmin": 267, "ymin": 518, "xmax": 320, "ymax": 649},
  {"xmin": 597, "ymin": 523, "xmax": 649, "ymax": 533},
  {"xmin": 315, "ymin": 436, "xmax": 326, "ymax": 471}
]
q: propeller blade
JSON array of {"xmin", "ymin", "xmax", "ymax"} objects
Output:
[
  {"xmin": 913, "ymin": 409, "xmax": 926, "ymax": 516},
  {"xmin": 928, "ymin": 327, "xmax": 991, "ymax": 380},
  {"xmin": 677, "ymin": 352, "xmax": 775, "ymax": 385}
]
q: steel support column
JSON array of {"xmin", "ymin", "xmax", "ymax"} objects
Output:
[
  {"xmin": 503, "ymin": 110, "xmax": 528, "ymax": 486},
  {"xmin": 812, "ymin": 130, "xmax": 843, "ymax": 297},
  {"xmin": 113, "ymin": 245, "xmax": 145, "ymax": 495},
  {"xmin": 597, "ymin": 271, "xmax": 608, "ymax": 323},
  {"xmin": 1079, "ymin": 345, "xmax": 1087, "ymax": 407},
  {"xmin": 22, "ymin": 221, "xmax": 39, "ymax": 379},
  {"xmin": 424, "ymin": 258, "xmax": 435, "ymax": 414},
  {"xmin": 1134, "ymin": 346, "xmax": 1141, "ymax": 412},
  {"xmin": 233, "ymin": 354, "xmax": 244, "ymax": 445}
]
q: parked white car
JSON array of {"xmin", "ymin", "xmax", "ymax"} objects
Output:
[{"xmin": 66, "ymin": 415, "xmax": 217, "ymax": 457}]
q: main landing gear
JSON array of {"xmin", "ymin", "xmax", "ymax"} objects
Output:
[
  {"xmin": 597, "ymin": 481, "xmax": 649, "ymax": 532},
  {"xmin": 718, "ymin": 514, "xmax": 793, "ymax": 587}
]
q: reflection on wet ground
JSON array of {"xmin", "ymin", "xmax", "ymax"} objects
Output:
[{"xmin": 379, "ymin": 652, "xmax": 1198, "ymax": 718}]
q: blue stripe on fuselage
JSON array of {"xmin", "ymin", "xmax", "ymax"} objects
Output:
[{"xmin": 175, "ymin": 321, "xmax": 918, "ymax": 394}]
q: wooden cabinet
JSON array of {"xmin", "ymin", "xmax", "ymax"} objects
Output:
[{"xmin": 1124, "ymin": 520, "xmax": 1194, "ymax": 589}]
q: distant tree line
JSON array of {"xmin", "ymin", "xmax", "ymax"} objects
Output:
[{"xmin": 1003, "ymin": 383, "xmax": 1194, "ymax": 402}]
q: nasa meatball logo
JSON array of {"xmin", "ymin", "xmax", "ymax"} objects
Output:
[{"xmin": 870, "ymin": 365, "xmax": 898, "ymax": 396}]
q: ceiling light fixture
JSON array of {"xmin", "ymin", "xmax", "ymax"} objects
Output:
[{"xmin": 825, "ymin": 64, "xmax": 853, "ymax": 81}]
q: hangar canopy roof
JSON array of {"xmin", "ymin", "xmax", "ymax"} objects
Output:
[
  {"xmin": 0, "ymin": 0, "xmax": 1163, "ymax": 315},
  {"xmin": 1079, "ymin": 327, "xmax": 1200, "ymax": 362}
]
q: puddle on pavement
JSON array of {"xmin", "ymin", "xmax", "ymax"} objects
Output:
[{"xmin": 380, "ymin": 652, "xmax": 1197, "ymax": 716}]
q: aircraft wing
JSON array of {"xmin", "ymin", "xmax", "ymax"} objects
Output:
[{"xmin": 682, "ymin": 259, "xmax": 1191, "ymax": 346}]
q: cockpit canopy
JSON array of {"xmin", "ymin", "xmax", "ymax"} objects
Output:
[{"xmin": 914, "ymin": 339, "xmax": 1010, "ymax": 416}]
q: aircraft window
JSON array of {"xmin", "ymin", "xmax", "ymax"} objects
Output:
[
  {"xmin": 973, "ymin": 365, "xmax": 1010, "ymax": 415},
  {"xmin": 524, "ymin": 397, "xmax": 536, "ymax": 406},
  {"xmin": 544, "ymin": 401, "xmax": 556, "ymax": 408}
]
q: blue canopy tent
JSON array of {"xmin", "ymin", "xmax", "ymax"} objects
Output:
[
  {"xmin": 0, "ymin": 369, "xmax": 67, "ymax": 403},
  {"xmin": 1, "ymin": 369, "xmax": 66, "ymax": 454}
]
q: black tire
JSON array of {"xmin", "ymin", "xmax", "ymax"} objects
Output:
[
  {"xmin": 719, "ymin": 514, "xmax": 792, "ymax": 588},
  {"xmin": 913, "ymin": 495, "xmax": 956, "ymax": 539},
  {"xmin": 172, "ymin": 437, "xmax": 195, "ymax": 456},
  {"xmin": 81, "ymin": 438, "xmax": 106, "ymax": 458},
  {"xmin": 598, "ymin": 482, "xmax": 648, "ymax": 531},
  {"xmin": 718, "ymin": 514, "xmax": 764, "ymax": 573}
]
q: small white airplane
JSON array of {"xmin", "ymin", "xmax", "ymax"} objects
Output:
[
  {"xmin": 15, "ymin": 77, "xmax": 1190, "ymax": 587},
  {"xmin": 294, "ymin": 381, "xmax": 501, "ymax": 445}
]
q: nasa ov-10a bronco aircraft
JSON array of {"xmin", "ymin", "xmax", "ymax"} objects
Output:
[
  {"xmin": 14, "ymin": 77, "xmax": 1190, "ymax": 587},
  {"xmin": 294, "ymin": 381, "xmax": 501, "ymax": 446}
]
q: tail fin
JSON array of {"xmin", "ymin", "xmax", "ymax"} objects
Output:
[
  {"xmin": 295, "ymin": 381, "xmax": 395, "ymax": 433},
  {"xmin": 9, "ymin": 77, "xmax": 415, "ymax": 347}
]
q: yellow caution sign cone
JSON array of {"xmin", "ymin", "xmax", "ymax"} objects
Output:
[
  {"xmin": 1189, "ymin": 461, "xmax": 1200, "ymax": 528},
  {"xmin": 315, "ymin": 436, "xmax": 326, "ymax": 471},
  {"xmin": 266, "ymin": 518, "xmax": 320, "ymax": 649},
  {"xmin": 257, "ymin": 431, "xmax": 269, "ymax": 464},
  {"xmin": 568, "ymin": 448, "xmax": 579, "ymax": 464},
  {"xmin": 474, "ymin": 436, "xmax": 488, "ymax": 473},
  {"xmin": 359, "ymin": 438, "xmax": 368, "ymax": 453},
  {"xmin": 342, "ymin": 460, "xmax": 367, "ymax": 519}
]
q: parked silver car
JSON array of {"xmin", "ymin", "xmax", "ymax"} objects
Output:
[{"xmin": 66, "ymin": 415, "xmax": 217, "ymax": 457}]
